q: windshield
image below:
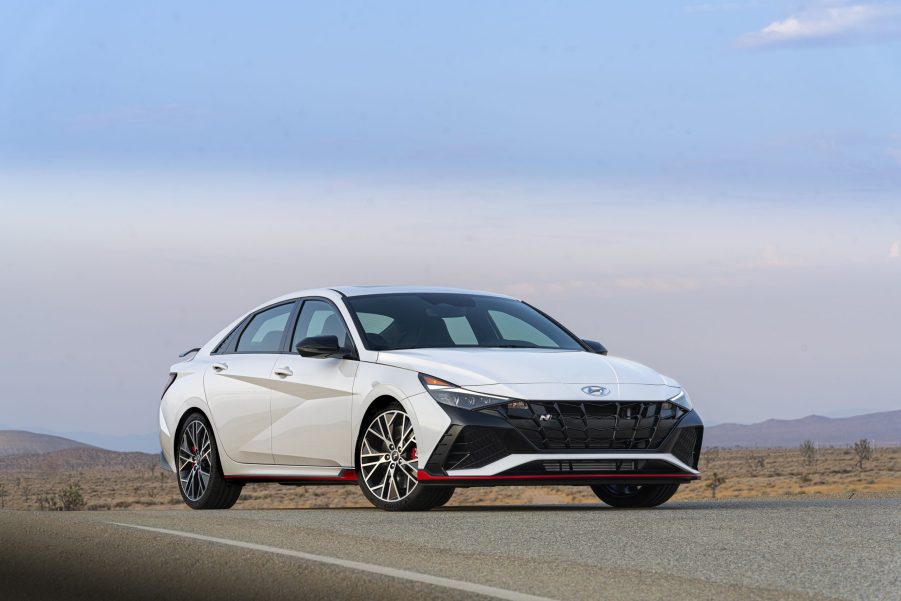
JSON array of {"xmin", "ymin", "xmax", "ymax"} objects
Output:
[{"xmin": 344, "ymin": 293, "xmax": 584, "ymax": 351}]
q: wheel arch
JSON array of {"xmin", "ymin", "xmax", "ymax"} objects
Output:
[
  {"xmin": 173, "ymin": 406, "xmax": 215, "ymax": 461},
  {"xmin": 353, "ymin": 394, "xmax": 405, "ymax": 468}
]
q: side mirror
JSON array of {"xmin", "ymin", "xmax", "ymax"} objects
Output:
[
  {"xmin": 296, "ymin": 335, "xmax": 349, "ymax": 358},
  {"xmin": 582, "ymin": 339, "xmax": 608, "ymax": 355}
]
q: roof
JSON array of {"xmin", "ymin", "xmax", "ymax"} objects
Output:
[{"xmin": 332, "ymin": 285, "xmax": 516, "ymax": 299}]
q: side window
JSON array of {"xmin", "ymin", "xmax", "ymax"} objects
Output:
[
  {"xmin": 212, "ymin": 328, "xmax": 236, "ymax": 355},
  {"xmin": 488, "ymin": 310, "xmax": 556, "ymax": 347},
  {"xmin": 292, "ymin": 300, "xmax": 351, "ymax": 349},
  {"xmin": 236, "ymin": 303, "xmax": 294, "ymax": 353}
]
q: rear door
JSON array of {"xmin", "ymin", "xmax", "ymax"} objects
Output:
[
  {"xmin": 269, "ymin": 298, "xmax": 358, "ymax": 466},
  {"xmin": 203, "ymin": 301, "xmax": 297, "ymax": 464}
]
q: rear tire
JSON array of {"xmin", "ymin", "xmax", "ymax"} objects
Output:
[
  {"xmin": 590, "ymin": 483, "xmax": 679, "ymax": 508},
  {"xmin": 176, "ymin": 412, "xmax": 243, "ymax": 510},
  {"xmin": 356, "ymin": 402, "xmax": 453, "ymax": 511}
]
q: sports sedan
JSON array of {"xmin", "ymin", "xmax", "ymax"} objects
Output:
[{"xmin": 159, "ymin": 286, "xmax": 703, "ymax": 511}]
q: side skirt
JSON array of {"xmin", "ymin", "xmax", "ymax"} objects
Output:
[{"xmin": 224, "ymin": 469, "xmax": 358, "ymax": 486}]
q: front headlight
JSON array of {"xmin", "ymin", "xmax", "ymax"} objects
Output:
[
  {"xmin": 668, "ymin": 389, "xmax": 692, "ymax": 410},
  {"xmin": 419, "ymin": 373, "xmax": 510, "ymax": 410}
]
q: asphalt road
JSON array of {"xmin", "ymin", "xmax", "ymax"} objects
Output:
[{"xmin": 1, "ymin": 498, "xmax": 899, "ymax": 601}]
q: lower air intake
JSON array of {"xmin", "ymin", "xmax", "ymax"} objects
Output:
[
  {"xmin": 541, "ymin": 460, "xmax": 636, "ymax": 472},
  {"xmin": 671, "ymin": 427, "xmax": 701, "ymax": 468},
  {"xmin": 444, "ymin": 427, "xmax": 513, "ymax": 470}
]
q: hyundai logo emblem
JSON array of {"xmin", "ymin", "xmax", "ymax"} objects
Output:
[{"xmin": 581, "ymin": 385, "xmax": 610, "ymax": 397}]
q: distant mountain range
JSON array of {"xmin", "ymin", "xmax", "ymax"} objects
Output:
[
  {"xmin": 0, "ymin": 445, "xmax": 155, "ymax": 472},
  {"xmin": 0, "ymin": 431, "xmax": 156, "ymax": 474},
  {"xmin": 0, "ymin": 425, "xmax": 158, "ymax": 453},
  {"xmin": 703, "ymin": 410, "xmax": 901, "ymax": 448},
  {"xmin": 0, "ymin": 430, "xmax": 94, "ymax": 457}
]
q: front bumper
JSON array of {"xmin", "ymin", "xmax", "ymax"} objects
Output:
[{"xmin": 420, "ymin": 402, "xmax": 703, "ymax": 486}]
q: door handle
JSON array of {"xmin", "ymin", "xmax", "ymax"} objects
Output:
[
  {"xmin": 273, "ymin": 366, "xmax": 293, "ymax": 378},
  {"xmin": 211, "ymin": 363, "xmax": 228, "ymax": 372}
]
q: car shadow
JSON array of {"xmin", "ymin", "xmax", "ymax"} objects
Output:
[
  {"xmin": 439, "ymin": 503, "xmax": 683, "ymax": 512},
  {"xmin": 236, "ymin": 502, "xmax": 723, "ymax": 512},
  {"xmin": 232, "ymin": 497, "xmax": 867, "ymax": 512},
  {"xmin": 437, "ymin": 498, "xmax": 864, "ymax": 511}
]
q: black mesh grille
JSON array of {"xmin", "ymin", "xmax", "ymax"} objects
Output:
[
  {"xmin": 541, "ymin": 459, "xmax": 635, "ymax": 472},
  {"xmin": 483, "ymin": 401, "xmax": 686, "ymax": 451},
  {"xmin": 672, "ymin": 427, "xmax": 700, "ymax": 467},
  {"xmin": 444, "ymin": 427, "xmax": 514, "ymax": 470}
]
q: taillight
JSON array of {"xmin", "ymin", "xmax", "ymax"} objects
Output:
[{"xmin": 162, "ymin": 373, "xmax": 177, "ymax": 399}]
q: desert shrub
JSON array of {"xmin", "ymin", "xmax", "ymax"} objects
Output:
[
  {"xmin": 706, "ymin": 472, "xmax": 725, "ymax": 499},
  {"xmin": 57, "ymin": 483, "xmax": 86, "ymax": 511},
  {"xmin": 800, "ymin": 440, "xmax": 817, "ymax": 469},
  {"xmin": 746, "ymin": 454, "xmax": 766, "ymax": 474},
  {"xmin": 853, "ymin": 439, "xmax": 872, "ymax": 470},
  {"xmin": 38, "ymin": 493, "xmax": 60, "ymax": 511}
]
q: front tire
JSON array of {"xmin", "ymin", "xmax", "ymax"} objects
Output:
[
  {"xmin": 590, "ymin": 483, "xmax": 679, "ymax": 508},
  {"xmin": 356, "ymin": 403, "xmax": 454, "ymax": 511},
  {"xmin": 176, "ymin": 413, "xmax": 242, "ymax": 509}
]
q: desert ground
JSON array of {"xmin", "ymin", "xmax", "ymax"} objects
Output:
[{"xmin": 0, "ymin": 445, "xmax": 898, "ymax": 511}]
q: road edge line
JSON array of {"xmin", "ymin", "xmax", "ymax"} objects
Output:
[{"xmin": 108, "ymin": 522, "xmax": 560, "ymax": 601}]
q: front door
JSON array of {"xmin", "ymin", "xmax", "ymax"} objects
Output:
[
  {"xmin": 269, "ymin": 299, "xmax": 358, "ymax": 466},
  {"xmin": 203, "ymin": 301, "xmax": 296, "ymax": 464}
]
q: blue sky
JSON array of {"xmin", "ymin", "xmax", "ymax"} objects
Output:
[
  {"xmin": 0, "ymin": 1, "xmax": 899, "ymax": 440},
  {"xmin": 2, "ymin": 1, "xmax": 900, "ymax": 191}
]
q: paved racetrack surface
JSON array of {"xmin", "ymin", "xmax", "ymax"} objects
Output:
[{"xmin": 1, "ymin": 498, "xmax": 899, "ymax": 601}]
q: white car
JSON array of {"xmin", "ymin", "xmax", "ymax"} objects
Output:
[{"xmin": 160, "ymin": 286, "xmax": 703, "ymax": 511}]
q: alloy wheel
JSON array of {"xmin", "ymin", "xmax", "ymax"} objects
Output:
[
  {"xmin": 360, "ymin": 410, "xmax": 418, "ymax": 502},
  {"xmin": 178, "ymin": 420, "xmax": 212, "ymax": 502}
]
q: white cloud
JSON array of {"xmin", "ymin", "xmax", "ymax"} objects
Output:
[
  {"xmin": 890, "ymin": 240, "xmax": 901, "ymax": 258},
  {"xmin": 738, "ymin": 3, "xmax": 901, "ymax": 47}
]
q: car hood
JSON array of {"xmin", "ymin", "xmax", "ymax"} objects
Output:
[{"xmin": 375, "ymin": 348, "xmax": 676, "ymax": 388}]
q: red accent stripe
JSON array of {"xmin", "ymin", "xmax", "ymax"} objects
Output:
[
  {"xmin": 417, "ymin": 470, "xmax": 699, "ymax": 481},
  {"xmin": 225, "ymin": 470, "xmax": 357, "ymax": 482}
]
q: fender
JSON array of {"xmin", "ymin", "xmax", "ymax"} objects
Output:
[{"xmin": 351, "ymin": 364, "xmax": 451, "ymax": 469}]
